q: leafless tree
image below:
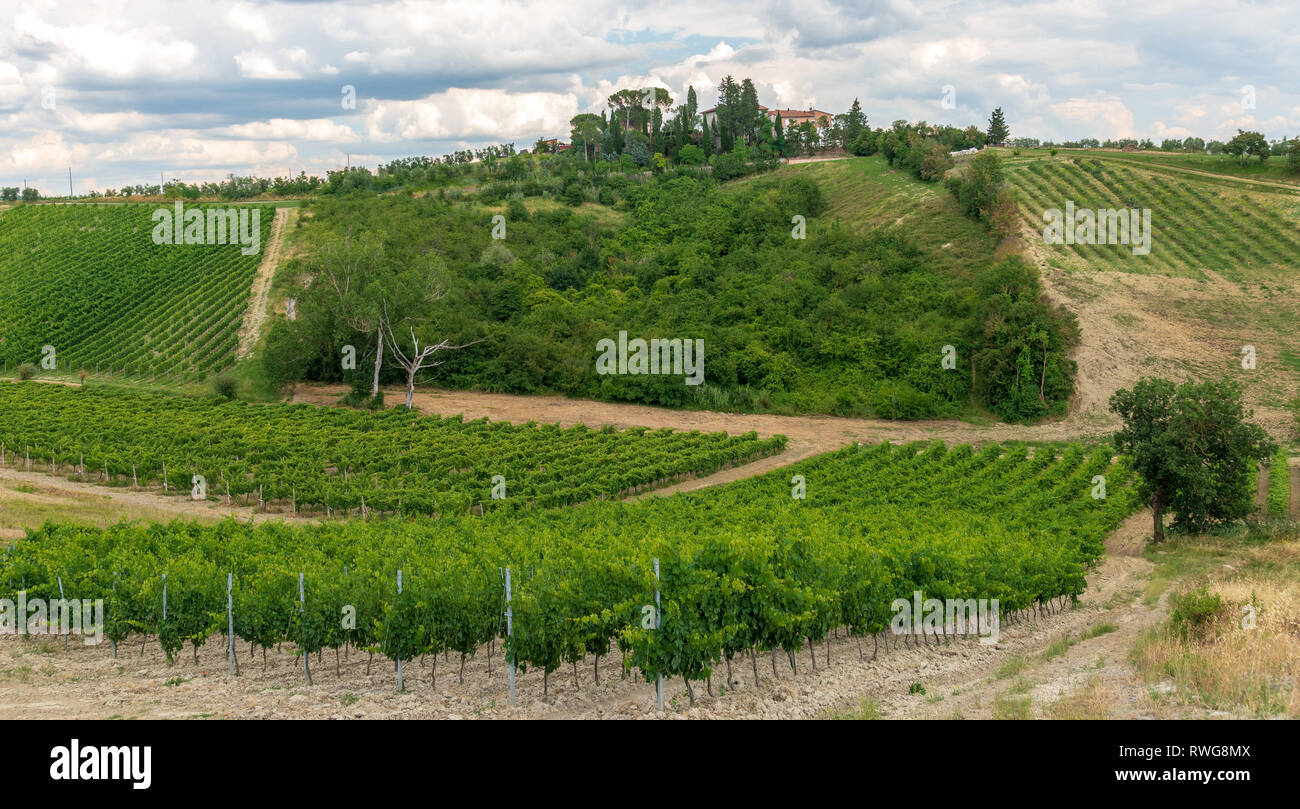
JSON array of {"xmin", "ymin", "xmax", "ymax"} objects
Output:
[{"xmin": 380, "ymin": 298, "xmax": 484, "ymax": 408}]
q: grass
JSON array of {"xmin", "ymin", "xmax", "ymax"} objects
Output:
[
  {"xmin": 1132, "ymin": 521, "xmax": 1300, "ymax": 717},
  {"xmin": 1048, "ymin": 676, "xmax": 1112, "ymax": 719},
  {"xmin": 992, "ymin": 693, "xmax": 1033, "ymax": 720},
  {"xmin": 744, "ymin": 156, "xmax": 1000, "ymax": 281},
  {"xmin": 996, "ymin": 655, "xmax": 1029, "ymax": 679},
  {"xmin": 824, "ymin": 696, "xmax": 882, "ymax": 720}
]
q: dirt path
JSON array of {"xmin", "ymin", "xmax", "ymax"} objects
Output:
[
  {"xmin": 0, "ymin": 464, "xmax": 313, "ymax": 533},
  {"xmin": 293, "ymin": 383, "xmax": 1117, "ymax": 450},
  {"xmin": 877, "ymin": 511, "xmax": 1197, "ymax": 719},
  {"xmin": 235, "ymin": 207, "xmax": 293, "ymax": 360}
]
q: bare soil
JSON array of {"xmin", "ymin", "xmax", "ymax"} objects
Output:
[{"xmin": 236, "ymin": 207, "xmax": 293, "ymax": 360}]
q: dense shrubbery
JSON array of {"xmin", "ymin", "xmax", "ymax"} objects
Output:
[{"xmin": 269, "ymin": 167, "xmax": 1075, "ymax": 421}]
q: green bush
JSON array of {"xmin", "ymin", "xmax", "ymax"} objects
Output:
[
  {"xmin": 1169, "ymin": 587, "xmax": 1223, "ymax": 639},
  {"xmin": 16, "ymin": 363, "xmax": 36, "ymax": 380},
  {"xmin": 211, "ymin": 373, "xmax": 239, "ymax": 400}
]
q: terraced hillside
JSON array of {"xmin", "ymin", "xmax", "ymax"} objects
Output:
[{"xmin": 0, "ymin": 203, "xmax": 273, "ymax": 376}]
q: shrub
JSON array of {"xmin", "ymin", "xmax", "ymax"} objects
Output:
[
  {"xmin": 17, "ymin": 363, "xmax": 36, "ymax": 380},
  {"xmin": 211, "ymin": 373, "xmax": 239, "ymax": 400},
  {"xmin": 1266, "ymin": 448, "xmax": 1290, "ymax": 517},
  {"xmin": 1169, "ymin": 587, "xmax": 1224, "ymax": 639},
  {"xmin": 506, "ymin": 199, "xmax": 529, "ymax": 222}
]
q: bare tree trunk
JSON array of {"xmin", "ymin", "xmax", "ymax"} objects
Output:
[
  {"xmin": 405, "ymin": 367, "xmax": 416, "ymax": 409},
  {"xmin": 372, "ymin": 327, "xmax": 383, "ymax": 396}
]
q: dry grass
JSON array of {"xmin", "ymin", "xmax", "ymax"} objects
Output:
[
  {"xmin": 1133, "ymin": 529, "xmax": 1300, "ymax": 718},
  {"xmin": 1048, "ymin": 676, "xmax": 1112, "ymax": 719}
]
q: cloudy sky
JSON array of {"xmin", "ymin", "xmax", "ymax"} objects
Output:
[{"xmin": 2, "ymin": 0, "xmax": 1297, "ymax": 195}]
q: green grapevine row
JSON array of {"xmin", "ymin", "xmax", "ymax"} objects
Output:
[
  {"xmin": 0, "ymin": 440, "xmax": 1141, "ymax": 695},
  {"xmin": 0, "ymin": 381, "xmax": 786, "ymax": 513},
  {"xmin": 0, "ymin": 203, "xmax": 272, "ymax": 372}
]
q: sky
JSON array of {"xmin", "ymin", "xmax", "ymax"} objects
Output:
[{"xmin": 1, "ymin": 0, "xmax": 1297, "ymax": 195}]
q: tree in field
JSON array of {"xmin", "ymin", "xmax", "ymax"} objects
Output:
[
  {"xmin": 986, "ymin": 107, "xmax": 1009, "ymax": 145},
  {"xmin": 839, "ymin": 98, "xmax": 867, "ymax": 148},
  {"xmin": 715, "ymin": 75, "xmax": 741, "ymax": 151},
  {"xmin": 310, "ymin": 232, "xmax": 388, "ymax": 397},
  {"xmin": 377, "ymin": 262, "xmax": 485, "ymax": 409},
  {"xmin": 643, "ymin": 87, "xmax": 674, "ymax": 135},
  {"xmin": 607, "ymin": 88, "xmax": 644, "ymax": 133},
  {"xmin": 1110, "ymin": 378, "xmax": 1275, "ymax": 543},
  {"xmin": 1224, "ymin": 129, "xmax": 1270, "ymax": 163},
  {"xmin": 1288, "ymin": 137, "xmax": 1300, "ymax": 174},
  {"xmin": 738, "ymin": 78, "xmax": 763, "ymax": 143},
  {"xmin": 956, "ymin": 149, "xmax": 1005, "ymax": 220}
]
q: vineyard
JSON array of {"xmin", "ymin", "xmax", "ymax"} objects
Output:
[
  {"xmin": 1004, "ymin": 155, "xmax": 1300, "ymax": 280},
  {"xmin": 0, "ymin": 203, "xmax": 272, "ymax": 375},
  {"xmin": 0, "ymin": 381, "xmax": 786, "ymax": 514},
  {"xmin": 0, "ymin": 440, "xmax": 1141, "ymax": 698}
]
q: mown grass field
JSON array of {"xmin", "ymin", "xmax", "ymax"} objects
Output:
[{"xmin": 742, "ymin": 156, "xmax": 1000, "ymax": 278}]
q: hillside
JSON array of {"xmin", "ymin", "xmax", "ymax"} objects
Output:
[
  {"xmin": 1002, "ymin": 151, "xmax": 1300, "ymax": 431},
  {"xmin": 0, "ymin": 203, "xmax": 273, "ymax": 376},
  {"xmin": 269, "ymin": 158, "xmax": 1075, "ymax": 422},
  {"xmin": 1002, "ymin": 151, "xmax": 1300, "ymax": 280}
]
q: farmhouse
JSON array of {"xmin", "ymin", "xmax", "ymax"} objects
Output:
[{"xmin": 765, "ymin": 108, "xmax": 833, "ymax": 129}]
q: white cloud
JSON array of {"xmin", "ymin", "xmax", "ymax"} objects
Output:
[
  {"xmin": 365, "ymin": 88, "xmax": 578, "ymax": 142},
  {"xmin": 1051, "ymin": 95, "xmax": 1136, "ymax": 138},
  {"xmin": 222, "ymin": 118, "xmax": 361, "ymax": 142}
]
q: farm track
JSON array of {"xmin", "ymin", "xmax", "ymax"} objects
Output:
[{"xmin": 236, "ymin": 207, "xmax": 292, "ymax": 360}]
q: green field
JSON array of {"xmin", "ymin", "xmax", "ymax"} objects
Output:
[
  {"xmin": 1003, "ymin": 154, "xmax": 1300, "ymax": 281},
  {"xmin": 1045, "ymin": 148, "xmax": 1300, "ymax": 188},
  {"xmin": 0, "ymin": 203, "xmax": 272, "ymax": 375}
]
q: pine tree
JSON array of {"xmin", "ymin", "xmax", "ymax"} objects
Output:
[{"xmin": 987, "ymin": 108, "xmax": 1009, "ymax": 145}]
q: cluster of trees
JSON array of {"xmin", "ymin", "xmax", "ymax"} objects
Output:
[
  {"xmin": 0, "ymin": 187, "xmax": 39, "ymax": 201},
  {"xmin": 842, "ymin": 107, "xmax": 1005, "ymax": 182},
  {"xmin": 265, "ymin": 164, "xmax": 1076, "ymax": 423},
  {"xmin": 1014, "ymin": 130, "xmax": 1299, "ymax": 172},
  {"xmin": 558, "ymin": 79, "xmax": 879, "ymax": 173}
]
